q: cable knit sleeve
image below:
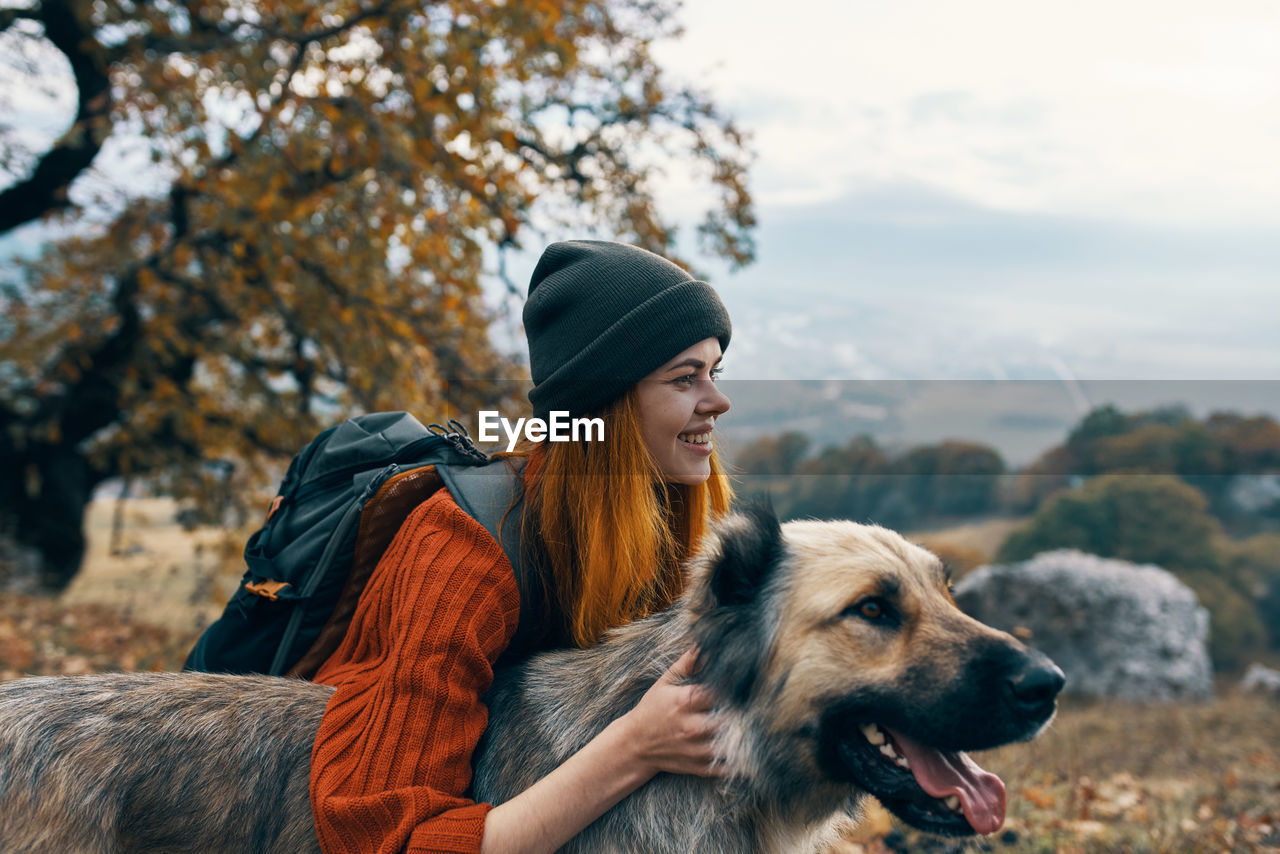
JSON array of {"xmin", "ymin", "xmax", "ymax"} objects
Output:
[{"xmin": 309, "ymin": 487, "xmax": 521, "ymax": 854}]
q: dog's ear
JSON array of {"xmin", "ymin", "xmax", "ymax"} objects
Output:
[
  {"xmin": 709, "ymin": 501, "xmax": 784, "ymax": 607},
  {"xmin": 695, "ymin": 502, "xmax": 785, "ymax": 706}
]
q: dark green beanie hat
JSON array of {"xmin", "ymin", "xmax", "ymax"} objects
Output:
[{"xmin": 524, "ymin": 240, "xmax": 731, "ymax": 419}]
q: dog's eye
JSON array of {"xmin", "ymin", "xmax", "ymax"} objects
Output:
[{"xmin": 844, "ymin": 597, "xmax": 893, "ymax": 624}]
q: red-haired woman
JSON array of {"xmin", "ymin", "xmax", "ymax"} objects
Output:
[{"xmin": 310, "ymin": 240, "xmax": 735, "ymax": 854}]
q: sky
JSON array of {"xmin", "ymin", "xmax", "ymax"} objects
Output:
[{"xmin": 635, "ymin": 0, "xmax": 1280, "ymax": 388}]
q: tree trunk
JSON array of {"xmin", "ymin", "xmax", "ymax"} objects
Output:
[{"xmin": 0, "ymin": 441, "xmax": 100, "ymax": 592}]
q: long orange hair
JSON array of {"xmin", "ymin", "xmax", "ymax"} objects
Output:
[{"xmin": 501, "ymin": 389, "xmax": 732, "ymax": 647}]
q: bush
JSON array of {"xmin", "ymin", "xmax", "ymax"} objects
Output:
[
  {"xmin": 1228, "ymin": 533, "xmax": 1280, "ymax": 649},
  {"xmin": 997, "ymin": 474, "xmax": 1222, "ymax": 573},
  {"xmin": 1181, "ymin": 571, "xmax": 1268, "ymax": 671}
]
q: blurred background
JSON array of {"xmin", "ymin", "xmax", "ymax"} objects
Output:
[{"xmin": 1, "ymin": 1, "xmax": 1277, "ymax": 851}]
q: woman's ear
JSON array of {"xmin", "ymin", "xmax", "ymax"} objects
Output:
[{"xmin": 708, "ymin": 502, "xmax": 784, "ymax": 608}]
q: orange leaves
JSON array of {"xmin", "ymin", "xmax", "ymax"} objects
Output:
[
  {"xmin": 1021, "ymin": 785, "xmax": 1058, "ymax": 809},
  {"xmin": 0, "ymin": 596, "xmax": 201, "ymax": 681},
  {"xmin": 136, "ymin": 266, "xmax": 159, "ymax": 291}
]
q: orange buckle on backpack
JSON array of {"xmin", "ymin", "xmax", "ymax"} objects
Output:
[
  {"xmin": 265, "ymin": 495, "xmax": 284, "ymax": 522},
  {"xmin": 244, "ymin": 579, "xmax": 290, "ymax": 601}
]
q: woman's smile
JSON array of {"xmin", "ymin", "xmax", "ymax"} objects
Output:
[
  {"xmin": 635, "ymin": 338, "xmax": 731, "ymax": 484},
  {"xmin": 676, "ymin": 426, "xmax": 715, "ymax": 455}
]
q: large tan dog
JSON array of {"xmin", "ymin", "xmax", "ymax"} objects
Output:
[{"xmin": 0, "ymin": 506, "xmax": 1064, "ymax": 852}]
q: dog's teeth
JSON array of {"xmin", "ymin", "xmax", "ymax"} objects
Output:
[
  {"xmin": 894, "ymin": 756, "xmax": 910, "ymax": 769},
  {"xmin": 878, "ymin": 742, "xmax": 897, "ymax": 760},
  {"xmin": 860, "ymin": 723, "xmax": 885, "ymax": 746},
  {"xmin": 945, "ymin": 795, "xmax": 962, "ymax": 812}
]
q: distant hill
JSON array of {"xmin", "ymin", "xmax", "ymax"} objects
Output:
[{"xmin": 717, "ymin": 379, "xmax": 1280, "ymax": 469}]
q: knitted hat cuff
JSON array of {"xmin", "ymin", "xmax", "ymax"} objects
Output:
[{"xmin": 529, "ymin": 278, "xmax": 730, "ymax": 418}]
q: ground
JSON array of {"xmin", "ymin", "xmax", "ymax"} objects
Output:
[{"xmin": 1, "ymin": 499, "xmax": 1277, "ymax": 852}]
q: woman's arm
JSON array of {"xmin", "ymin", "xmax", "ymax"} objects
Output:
[
  {"xmin": 480, "ymin": 648, "xmax": 719, "ymax": 854},
  {"xmin": 310, "ymin": 490, "xmax": 521, "ymax": 853}
]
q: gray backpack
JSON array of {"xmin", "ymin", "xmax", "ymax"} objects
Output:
[{"xmin": 183, "ymin": 412, "xmax": 542, "ymax": 678}]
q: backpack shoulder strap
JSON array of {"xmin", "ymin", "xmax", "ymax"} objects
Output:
[
  {"xmin": 437, "ymin": 458, "xmax": 524, "ymax": 580},
  {"xmin": 438, "ymin": 457, "xmax": 545, "ymax": 663}
]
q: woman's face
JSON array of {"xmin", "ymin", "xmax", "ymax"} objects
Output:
[{"xmin": 634, "ymin": 337, "xmax": 731, "ymax": 485}]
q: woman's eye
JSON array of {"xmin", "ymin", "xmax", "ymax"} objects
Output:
[
  {"xmin": 674, "ymin": 374, "xmax": 697, "ymax": 386},
  {"xmin": 710, "ymin": 367, "xmax": 724, "ymax": 381}
]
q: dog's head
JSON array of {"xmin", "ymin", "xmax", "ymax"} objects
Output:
[{"xmin": 686, "ymin": 504, "xmax": 1064, "ymax": 837}]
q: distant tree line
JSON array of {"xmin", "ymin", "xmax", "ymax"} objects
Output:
[
  {"xmin": 1011, "ymin": 405, "xmax": 1280, "ymax": 529},
  {"xmin": 734, "ymin": 433, "xmax": 1006, "ymax": 530}
]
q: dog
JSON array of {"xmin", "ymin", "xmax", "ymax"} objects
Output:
[{"xmin": 0, "ymin": 506, "xmax": 1064, "ymax": 852}]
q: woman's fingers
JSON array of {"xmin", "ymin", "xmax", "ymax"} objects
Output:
[
  {"xmin": 661, "ymin": 649, "xmax": 714, "ymax": 711},
  {"xmin": 683, "ymin": 684, "xmax": 715, "ymax": 712},
  {"xmin": 663, "ymin": 646, "xmax": 701, "ymax": 682}
]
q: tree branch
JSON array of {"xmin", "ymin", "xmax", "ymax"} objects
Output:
[{"xmin": 0, "ymin": 0, "xmax": 111, "ymax": 234}]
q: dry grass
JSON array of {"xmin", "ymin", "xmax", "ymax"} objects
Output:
[
  {"xmin": 909, "ymin": 517, "xmax": 1026, "ymax": 577},
  {"xmin": 60, "ymin": 496, "xmax": 249, "ymax": 630},
  {"xmin": 0, "ymin": 497, "xmax": 248, "ymax": 680}
]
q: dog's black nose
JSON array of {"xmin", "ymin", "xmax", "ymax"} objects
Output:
[{"xmin": 1006, "ymin": 658, "xmax": 1065, "ymax": 718}]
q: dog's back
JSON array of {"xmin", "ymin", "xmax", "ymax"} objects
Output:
[{"xmin": 0, "ymin": 672, "xmax": 330, "ymax": 854}]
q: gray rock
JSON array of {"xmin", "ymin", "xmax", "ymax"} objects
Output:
[
  {"xmin": 1241, "ymin": 663, "xmax": 1280, "ymax": 695},
  {"xmin": 954, "ymin": 549, "xmax": 1213, "ymax": 702}
]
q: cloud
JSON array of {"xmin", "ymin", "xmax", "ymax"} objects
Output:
[
  {"xmin": 653, "ymin": 0, "xmax": 1280, "ymax": 228},
  {"xmin": 702, "ymin": 181, "xmax": 1280, "ymax": 381}
]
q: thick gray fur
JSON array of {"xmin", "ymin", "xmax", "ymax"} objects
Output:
[{"xmin": 0, "ymin": 672, "xmax": 326, "ymax": 853}]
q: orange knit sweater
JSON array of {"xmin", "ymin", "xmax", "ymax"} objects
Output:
[{"xmin": 310, "ymin": 487, "xmax": 522, "ymax": 854}]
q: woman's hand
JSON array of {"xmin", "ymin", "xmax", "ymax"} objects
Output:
[
  {"xmin": 617, "ymin": 647, "xmax": 724, "ymax": 778},
  {"xmin": 479, "ymin": 647, "xmax": 723, "ymax": 854}
]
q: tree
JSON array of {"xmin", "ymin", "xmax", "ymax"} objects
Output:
[
  {"xmin": 786, "ymin": 435, "xmax": 892, "ymax": 522},
  {"xmin": 894, "ymin": 440, "xmax": 1005, "ymax": 518},
  {"xmin": 734, "ymin": 431, "xmax": 810, "ymax": 475},
  {"xmin": 0, "ymin": 0, "xmax": 756, "ymax": 589}
]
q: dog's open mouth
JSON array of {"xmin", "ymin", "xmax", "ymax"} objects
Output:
[{"xmin": 839, "ymin": 721, "xmax": 1006, "ymax": 836}]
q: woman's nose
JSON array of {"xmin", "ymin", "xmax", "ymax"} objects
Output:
[{"xmin": 700, "ymin": 381, "xmax": 731, "ymax": 416}]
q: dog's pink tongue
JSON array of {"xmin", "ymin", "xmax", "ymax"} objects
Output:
[{"xmin": 887, "ymin": 728, "xmax": 1007, "ymax": 835}]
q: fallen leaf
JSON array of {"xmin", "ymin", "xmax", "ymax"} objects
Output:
[{"xmin": 1022, "ymin": 786, "xmax": 1057, "ymax": 809}]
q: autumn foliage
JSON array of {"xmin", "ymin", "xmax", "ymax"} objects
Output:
[{"xmin": 0, "ymin": 0, "xmax": 755, "ymax": 588}]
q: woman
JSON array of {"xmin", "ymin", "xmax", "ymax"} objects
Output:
[{"xmin": 309, "ymin": 240, "xmax": 735, "ymax": 854}]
